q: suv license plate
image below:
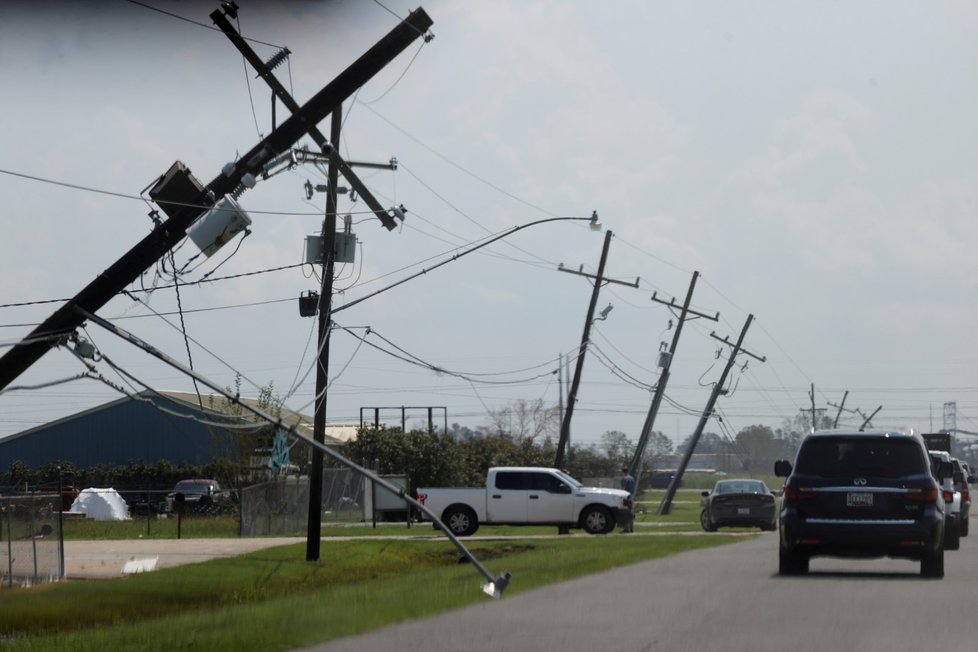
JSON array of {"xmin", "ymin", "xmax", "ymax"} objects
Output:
[
  {"xmin": 847, "ymin": 492, "xmax": 873, "ymax": 507},
  {"xmin": 737, "ymin": 507, "xmax": 750, "ymax": 515}
]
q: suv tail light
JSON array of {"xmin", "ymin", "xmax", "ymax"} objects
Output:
[
  {"xmin": 905, "ymin": 485, "xmax": 939, "ymax": 503},
  {"xmin": 962, "ymin": 481, "xmax": 970, "ymax": 503},
  {"xmin": 783, "ymin": 484, "xmax": 815, "ymax": 504}
]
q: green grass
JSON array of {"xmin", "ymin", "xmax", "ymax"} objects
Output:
[{"xmin": 0, "ymin": 533, "xmax": 748, "ymax": 651}]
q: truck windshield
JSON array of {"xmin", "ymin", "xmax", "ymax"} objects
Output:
[{"xmin": 553, "ymin": 469, "xmax": 583, "ymax": 489}]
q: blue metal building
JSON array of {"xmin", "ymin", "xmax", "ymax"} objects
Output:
[{"xmin": 0, "ymin": 391, "xmax": 246, "ymax": 469}]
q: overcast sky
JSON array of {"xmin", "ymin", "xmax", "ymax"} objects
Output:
[{"xmin": 1, "ymin": 0, "xmax": 977, "ymax": 453}]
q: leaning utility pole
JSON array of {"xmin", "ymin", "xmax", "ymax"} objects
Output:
[
  {"xmin": 553, "ymin": 229, "xmax": 639, "ymax": 469},
  {"xmin": 0, "ymin": 8, "xmax": 434, "ymax": 392},
  {"xmin": 554, "ymin": 230, "xmax": 612, "ymax": 470},
  {"xmin": 829, "ymin": 390, "xmax": 849, "ymax": 428},
  {"xmin": 626, "ymin": 271, "xmax": 718, "ymax": 493},
  {"xmin": 657, "ymin": 314, "xmax": 764, "ymax": 515}
]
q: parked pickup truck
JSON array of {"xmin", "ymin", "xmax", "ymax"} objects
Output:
[{"xmin": 416, "ymin": 466, "xmax": 632, "ymax": 536}]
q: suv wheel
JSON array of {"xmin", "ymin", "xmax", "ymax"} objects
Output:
[
  {"xmin": 778, "ymin": 545, "xmax": 809, "ymax": 576},
  {"xmin": 921, "ymin": 546, "xmax": 944, "ymax": 578}
]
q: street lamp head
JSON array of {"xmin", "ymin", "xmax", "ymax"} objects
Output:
[
  {"xmin": 596, "ymin": 303, "xmax": 614, "ymax": 321},
  {"xmin": 589, "ymin": 210, "xmax": 601, "ymax": 231}
]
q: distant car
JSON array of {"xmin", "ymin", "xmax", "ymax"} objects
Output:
[
  {"xmin": 699, "ymin": 479, "xmax": 777, "ymax": 532},
  {"xmin": 776, "ymin": 430, "xmax": 946, "ymax": 578},
  {"xmin": 165, "ymin": 479, "xmax": 229, "ymax": 515},
  {"xmin": 952, "ymin": 458, "xmax": 973, "ymax": 537}
]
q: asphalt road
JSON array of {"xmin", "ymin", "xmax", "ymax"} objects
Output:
[{"xmin": 299, "ymin": 531, "xmax": 978, "ymax": 652}]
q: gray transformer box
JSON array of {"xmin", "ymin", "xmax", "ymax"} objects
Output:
[{"xmin": 305, "ymin": 232, "xmax": 357, "ymax": 264}]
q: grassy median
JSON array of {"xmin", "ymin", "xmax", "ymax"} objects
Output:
[{"xmin": 0, "ymin": 532, "xmax": 748, "ymax": 651}]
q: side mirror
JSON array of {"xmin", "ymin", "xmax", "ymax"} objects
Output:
[
  {"xmin": 968, "ymin": 475, "xmax": 977, "ymax": 484},
  {"xmin": 774, "ymin": 460, "xmax": 792, "ymax": 477},
  {"xmin": 700, "ymin": 490, "xmax": 710, "ymax": 497},
  {"xmin": 556, "ymin": 483, "xmax": 572, "ymax": 495}
]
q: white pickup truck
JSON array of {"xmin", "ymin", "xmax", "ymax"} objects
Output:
[{"xmin": 416, "ymin": 466, "xmax": 632, "ymax": 536}]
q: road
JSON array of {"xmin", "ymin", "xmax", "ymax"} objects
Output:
[{"xmin": 299, "ymin": 531, "xmax": 978, "ymax": 652}]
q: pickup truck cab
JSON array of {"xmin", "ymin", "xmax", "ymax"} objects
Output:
[{"xmin": 417, "ymin": 466, "xmax": 632, "ymax": 536}]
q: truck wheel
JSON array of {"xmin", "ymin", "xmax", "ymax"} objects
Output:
[
  {"xmin": 581, "ymin": 505, "xmax": 613, "ymax": 535},
  {"xmin": 443, "ymin": 505, "xmax": 478, "ymax": 537}
]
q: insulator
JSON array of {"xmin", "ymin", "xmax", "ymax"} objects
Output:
[{"xmin": 264, "ymin": 48, "xmax": 291, "ymax": 71}]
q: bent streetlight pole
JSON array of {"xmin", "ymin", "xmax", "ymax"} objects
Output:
[
  {"xmin": 75, "ymin": 306, "xmax": 511, "ymax": 598},
  {"xmin": 333, "ymin": 215, "xmax": 600, "ymax": 315},
  {"xmin": 0, "ymin": 7, "xmax": 433, "ymax": 392}
]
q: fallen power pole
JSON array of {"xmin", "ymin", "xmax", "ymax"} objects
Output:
[
  {"xmin": 75, "ymin": 306, "xmax": 512, "ymax": 599},
  {"xmin": 657, "ymin": 314, "xmax": 765, "ymax": 515},
  {"xmin": 0, "ymin": 8, "xmax": 434, "ymax": 392}
]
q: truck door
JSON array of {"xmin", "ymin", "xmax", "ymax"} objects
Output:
[
  {"xmin": 487, "ymin": 471, "xmax": 528, "ymax": 523},
  {"xmin": 527, "ymin": 471, "xmax": 575, "ymax": 523}
]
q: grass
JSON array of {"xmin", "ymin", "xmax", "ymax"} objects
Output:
[{"xmin": 0, "ymin": 533, "xmax": 748, "ymax": 651}]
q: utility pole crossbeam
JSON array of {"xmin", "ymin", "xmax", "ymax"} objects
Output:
[
  {"xmin": 554, "ymin": 230, "xmax": 614, "ymax": 470},
  {"xmin": 210, "ymin": 7, "xmax": 402, "ymax": 230},
  {"xmin": 627, "ymin": 271, "xmax": 717, "ymax": 494},
  {"xmin": 657, "ymin": 314, "xmax": 762, "ymax": 515},
  {"xmin": 0, "ymin": 7, "xmax": 434, "ymax": 392},
  {"xmin": 557, "ymin": 263, "xmax": 639, "ymax": 289}
]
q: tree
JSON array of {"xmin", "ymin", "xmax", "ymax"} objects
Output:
[
  {"xmin": 735, "ymin": 425, "xmax": 778, "ymax": 473},
  {"xmin": 485, "ymin": 398, "xmax": 559, "ymax": 443},
  {"xmin": 600, "ymin": 430, "xmax": 634, "ymax": 467}
]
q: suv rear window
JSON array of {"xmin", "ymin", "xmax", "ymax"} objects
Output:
[{"xmin": 794, "ymin": 437, "xmax": 928, "ymax": 478}]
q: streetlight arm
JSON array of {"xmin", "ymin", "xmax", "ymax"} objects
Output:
[{"xmin": 333, "ymin": 215, "xmax": 599, "ymax": 314}]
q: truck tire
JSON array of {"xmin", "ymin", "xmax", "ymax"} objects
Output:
[
  {"xmin": 580, "ymin": 505, "xmax": 614, "ymax": 535},
  {"xmin": 443, "ymin": 505, "xmax": 479, "ymax": 537}
]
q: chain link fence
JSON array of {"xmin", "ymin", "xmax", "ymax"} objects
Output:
[
  {"xmin": 0, "ymin": 494, "xmax": 62, "ymax": 587},
  {"xmin": 240, "ymin": 468, "xmax": 366, "ymax": 536}
]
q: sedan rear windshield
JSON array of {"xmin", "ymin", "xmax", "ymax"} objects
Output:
[{"xmin": 795, "ymin": 438, "xmax": 928, "ymax": 478}]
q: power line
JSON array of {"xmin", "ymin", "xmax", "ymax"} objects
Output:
[{"xmin": 124, "ymin": 0, "xmax": 285, "ymax": 48}]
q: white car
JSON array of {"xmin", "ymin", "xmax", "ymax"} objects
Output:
[{"xmin": 930, "ymin": 450, "xmax": 961, "ymax": 550}]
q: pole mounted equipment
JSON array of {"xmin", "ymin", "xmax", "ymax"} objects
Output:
[{"xmin": 210, "ymin": 7, "xmax": 404, "ymax": 231}]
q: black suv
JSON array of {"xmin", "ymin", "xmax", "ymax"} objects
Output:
[{"xmin": 775, "ymin": 430, "xmax": 946, "ymax": 578}]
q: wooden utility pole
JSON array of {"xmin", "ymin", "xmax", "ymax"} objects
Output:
[
  {"xmin": 554, "ymin": 230, "xmax": 612, "ymax": 469},
  {"xmin": 304, "ymin": 108, "xmax": 342, "ymax": 561},
  {"xmin": 830, "ymin": 390, "xmax": 849, "ymax": 428},
  {"xmin": 553, "ymin": 230, "xmax": 638, "ymax": 469},
  {"xmin": 657, "ymin": 314, "xmax": 764, "ymax": 515},
  {"xmin": 211, "ymin": 6, "xmax": 409, "ymax": 560},
  {"xmin": 0, "ymin": 8, "xmax": 433, "ymax": 392},
  {"xmin": 626, "ymin": 271, "xmax": 717, "ymax": 492}
]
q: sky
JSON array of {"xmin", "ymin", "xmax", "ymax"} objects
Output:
[{"xmin": 1, "ymin": 0, "xmax": 977, "ymax": 455}]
